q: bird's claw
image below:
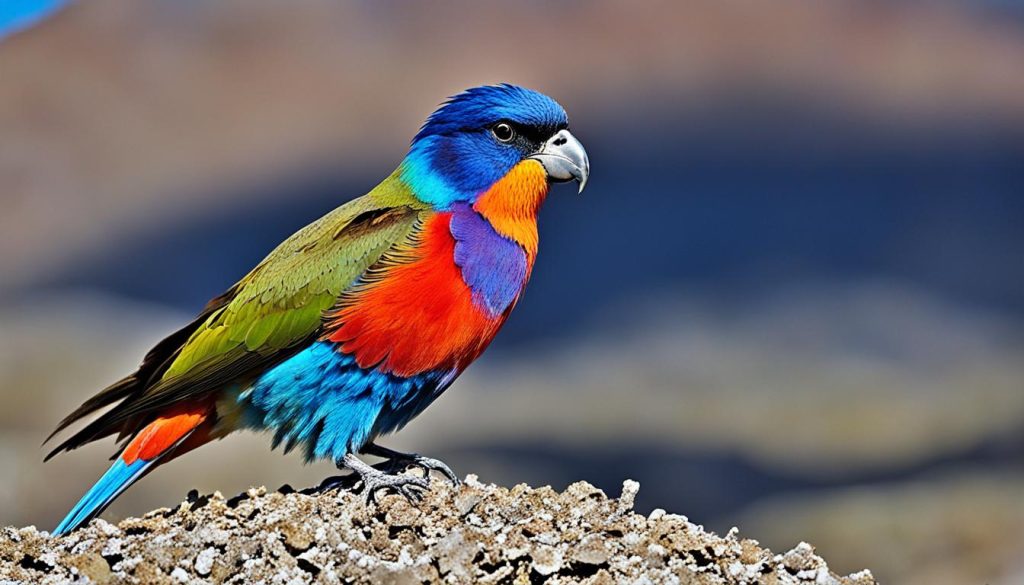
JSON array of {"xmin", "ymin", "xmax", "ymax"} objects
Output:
[
  {"xmin": 406, "ymin": 455, "xmax": 460, "ymax": 486},
  {"xmin": 360, "ymin": 470, "xmax": 429, "ymax": 504},
  {"xmin": 339, "ymin": 452, "xmax": 431, "ymax": 505},
  {"xmin": 312, "ymin": 474, "xmax": 356, "ymax": 494},
  {"xmin": 363, "ymin": 444, "xmax": 460, "ymax": 486}
]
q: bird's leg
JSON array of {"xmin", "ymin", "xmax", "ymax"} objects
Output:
[
  {"xmin": 312, "ymin": 458, "xmax": 391, "ymax": 494},
  {"xmin": 361, "ymin": 442, "xmax": 461, "ymax": 486},
  {"xmin": 339, "ymin": 452, "xmax": 429, "ymax": 504}
]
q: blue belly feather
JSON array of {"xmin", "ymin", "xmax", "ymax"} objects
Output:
[{"xmin": 240, "ymin": 342, "xmax": 453, "ymax": 462}]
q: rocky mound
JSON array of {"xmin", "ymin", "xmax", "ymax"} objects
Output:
[{"xmin": 0, "ymin": 475, "xmax": 875, "ymax": 584}]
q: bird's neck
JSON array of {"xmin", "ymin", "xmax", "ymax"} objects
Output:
[
  {"xmin": 470, "ymin": 159, "xmax": 549, "ymax": 263},
  {"xmin": 398, "ymin": 137, "xmax": 507, "ymax": 207},
  {"xmin": 398, "ymin": 156, "xmax": 550, "ymax": 262}
]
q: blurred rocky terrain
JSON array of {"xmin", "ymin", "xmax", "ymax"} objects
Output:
[
  {"xmin": 1, "ymin": 2, "xmax": 1023, "ymax": 585},
  {"xmin": 0, "ymin": 477, "xmax": 877, "ymax": 585}
]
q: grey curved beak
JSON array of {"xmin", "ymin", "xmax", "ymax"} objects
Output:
[{"xmin": 529, "ymin": 129, "xmax": 590, "ymax": 194}]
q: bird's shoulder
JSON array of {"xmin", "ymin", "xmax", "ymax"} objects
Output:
[{"xmin": 164, "ymin": 174, "xmax": 430, "ymax": 378}]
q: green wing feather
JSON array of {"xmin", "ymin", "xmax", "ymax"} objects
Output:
[{"xmin": 46, "ymin": 172, "xmax": 429, "ymax": 459}]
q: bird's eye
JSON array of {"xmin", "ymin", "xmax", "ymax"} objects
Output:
[{"xmin": 492, "ymin": 122, "xmax": 515, "ymax": 143}]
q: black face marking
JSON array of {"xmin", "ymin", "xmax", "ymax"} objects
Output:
[{"xmin": 489, "ymin": 119, "xmax": 569, "ymax": 156}]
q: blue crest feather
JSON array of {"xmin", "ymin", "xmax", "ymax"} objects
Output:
[{"xmin": 400, "ymin": 84, "xmax": 567, "ymax": 208}]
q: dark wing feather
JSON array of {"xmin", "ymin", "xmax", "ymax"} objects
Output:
[
  {"xmin": 43, "ymin": 288, "xmax": 236, "ymax": 449},
  {"xmin": 46, "ymin": 179, "xmax": 426, "ymax": 460}
]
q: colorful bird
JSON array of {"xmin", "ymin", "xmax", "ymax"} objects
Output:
[{"xmin": 45, "ymin": 84, "xmax": 589, "ymax": 535}]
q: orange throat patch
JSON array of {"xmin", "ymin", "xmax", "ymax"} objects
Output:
[{"xmin": 472, "ymin": 159, "xmax": 549, "ymax": 264}]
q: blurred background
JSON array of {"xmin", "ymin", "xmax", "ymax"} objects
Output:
[{"xmin": 1, "ymin": 1, "xmax": 1022, "ymax": 583}]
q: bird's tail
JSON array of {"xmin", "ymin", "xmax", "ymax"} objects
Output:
[{"xmin": 52, "ymin": 406, "xmax": 212, "ymax": 536}]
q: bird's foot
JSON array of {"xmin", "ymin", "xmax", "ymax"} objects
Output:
[
  {"xmin": 342, "ymin": 453, "xmax": 429, "ymax": 504},
  {"xmin": 312, "ymin": 473, "xmax": 359, "ymax": 494},
  {"xmin": 362, "ymin": 443, "xmax": 461, "ymax": 486},
  {"xmin": 405, "ymin": 454, "xmax": 460, "ymax": 485}
]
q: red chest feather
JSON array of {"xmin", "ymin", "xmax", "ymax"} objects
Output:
[
  {"xmin": 325, "ymin": 214, "xmax": 505, "ymax": 377},
  {"xmin": 325, "ymin": 161, "xmax": 549, "ymax": 378}
]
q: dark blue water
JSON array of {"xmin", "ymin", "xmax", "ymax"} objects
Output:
[{"xmin": 30, "ymin": 106, "xmax": 1024, "ymax": 349}]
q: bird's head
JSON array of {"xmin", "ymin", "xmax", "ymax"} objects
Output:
[{"xmin": 401, "ymin": 84, "xmax": 589, "ymax": 208}]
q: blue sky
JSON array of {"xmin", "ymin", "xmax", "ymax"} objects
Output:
[{"xmin": 0, "ymin": 0, "xmax": 67, "ymax": 40}]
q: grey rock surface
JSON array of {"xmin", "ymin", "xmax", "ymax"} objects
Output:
[{"xmin": 0, "ymin": 476, "xmax": 876, "ymax": 584}]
